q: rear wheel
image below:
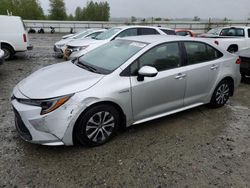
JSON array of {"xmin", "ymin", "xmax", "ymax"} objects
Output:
[
  {"xmin": 75, "ymin": 104, "xmax": 120, "ymax": 147},
  {"xmin": 210, "ymin": 80, "xmax": 231, "ymax": 108},
  {"xmin": 1, "ymin": 44, "xmax": 14, "ymax": 60}
]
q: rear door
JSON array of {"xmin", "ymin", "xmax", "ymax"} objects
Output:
[{"xmin": 182, "ymin": 41, "xmax": 223, "ymax": 106}]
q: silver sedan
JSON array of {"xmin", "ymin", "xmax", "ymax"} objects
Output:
[{"xmin": 11, "ymin": 35, "xmax": 241, "ymax": 147}]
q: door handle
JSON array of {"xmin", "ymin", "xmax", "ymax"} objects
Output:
[
  {"xmin": 210, "ymin": 65, "xmax": 218, "ymax": 70},
  {"xmin": 175, "ymin": 73, "xmax": 186, "ymax": 79}
]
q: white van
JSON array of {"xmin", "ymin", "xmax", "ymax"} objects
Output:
[{"xmin": 0, "ymin": 15, "xmax": 33, "ymax": 60}]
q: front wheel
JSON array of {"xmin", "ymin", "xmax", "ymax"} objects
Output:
[
  {"xmin": 210, "ymin": 80, "xmax": 231, "ymax": 108},
  {"xmin": 75, "ymin": 104, "xmax": 120, "ymax": 147}
]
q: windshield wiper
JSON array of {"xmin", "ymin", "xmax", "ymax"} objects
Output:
[{"xmin": 77, "ymin": 61, "xmax": 100, "ymax": 73}]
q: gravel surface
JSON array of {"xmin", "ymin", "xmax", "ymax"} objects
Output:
[{"xmin": 0, "ymin": 34, "xmax": 250, "ymax": 188}]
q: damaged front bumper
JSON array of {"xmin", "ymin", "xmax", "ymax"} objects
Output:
[{"xmin": 11, "ymin": 88, "xmax": 84, "ymax": 146}]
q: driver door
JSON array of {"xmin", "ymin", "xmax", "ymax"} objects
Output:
[{"xmin": 129, "ymin": 42, "xmax": 187, "ymax": 122}]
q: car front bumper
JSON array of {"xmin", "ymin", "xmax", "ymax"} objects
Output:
[
  {"xmin": 54, "ymin": 45, "xmax": 64, "ymax": 57},
  {"xmin": 11, "ymin": 89, "xmax": 85, "ymax": 146}
]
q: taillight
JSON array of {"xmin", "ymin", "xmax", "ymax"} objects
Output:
[
  {"xmin": 236, "ymin": 58, "xmax": 241, "ymax": 64},
  {"xmin": 214, "ymin": 40, "xmax": 219, "ymax": 45},
  {"xmin": 23, "ymin": 34, "xmax": 27, "ymax": 42}
]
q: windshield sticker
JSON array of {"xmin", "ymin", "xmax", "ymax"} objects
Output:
[{"xmin": 130, "ymin": 42, "xmax": 147, "ymax": 48}]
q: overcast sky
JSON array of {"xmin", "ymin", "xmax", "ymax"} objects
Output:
[{"xmin": 40, "ymin": 0, "xmax": 250, "ymax": 20}]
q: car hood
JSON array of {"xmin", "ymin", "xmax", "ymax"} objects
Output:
[
  {"xmin": 17, "ymin": 61, "xmax": 104, "ymax": 99},
  {"xmin": 55, "ymin": 38, "xmax": 74, "ymax": 46},
  {"xmin": 67, "ymin": 38, "xmax": 107, "ymax": 47}
]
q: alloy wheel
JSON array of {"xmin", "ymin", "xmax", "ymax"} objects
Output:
[
  {"xmin": 86, "ymin": 111, "xmax": 115, "ymax": 143},
  {"xmin": 215, "ymin": 83, "xmax": 229, "ymax": 105}
]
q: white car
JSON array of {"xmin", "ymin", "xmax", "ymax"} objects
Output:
[
  {"xmin": 64, "ymin": 25, "xmax": 176, "ymax": 60},
  {"xmin": 11, "ymin": 35, "xmax": 240, "ymax": 146},
  {"xmin": 54, "ymin": 29, "xmax": 106, "ymax": 57},
  {"xmin": 200, "ymin": 26, "xmax": 250, "ymax": 53},
  {"xmin": 0, "ymin": 15, "xmax": 32, "ymax": 60}
]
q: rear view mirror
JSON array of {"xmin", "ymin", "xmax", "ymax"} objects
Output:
[{"xmin": 137, "ymin": 66, "xmax": 158, "ymax": 81}]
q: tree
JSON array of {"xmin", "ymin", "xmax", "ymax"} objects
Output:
[
  {"xmin": 49, "ymin": 0, "xmax": 67, "ymax": 20},
  {"xmin": 67, "ymin": 14, "xmax": 74, "ymax": 21},
  {"xmin": 0, "ymin": 0, "xmax": 44, "ymax": 19},
  {"xmin": 193, "ymin": 16, "xmax": 200, "ymax": 21},
  {"xmin": 131, "ymin": 16, "xmax": 137, "ymax": 22},
  {"xmin": 154, "ymin": 17, "xmax": 162, "ymax": 21},
  {"xmin": 19, "ymin": 0, "xmax": 45, "ymax": 19},
  {"xmin": 75, "ymin": 6, "xmax": 82, "ymax": 21},
  {"xmin": 73, "ymin": 1, "xmax": 110, "ymax": 21}
]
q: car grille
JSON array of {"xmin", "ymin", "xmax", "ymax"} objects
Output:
[{"xmin": 13, "ymin": 107, "xmax": 32, "ymax": 141}]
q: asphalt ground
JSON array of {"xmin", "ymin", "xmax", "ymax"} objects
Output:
[{"xmin": 0, "ymin": 34, "xmax": 250, "ymax": 187}]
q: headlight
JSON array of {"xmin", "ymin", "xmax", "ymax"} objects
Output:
[
  {"xmin": 17, "ymin": 94, "xmax": 73, "ymax": 115},
  {"xmin": 57, "ymin": 44, "xmax": 65, "ymax": 48}
]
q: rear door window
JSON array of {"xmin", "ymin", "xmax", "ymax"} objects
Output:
[
  {"xmin": 220, "ymin": 28, "xmax": 244, "ymax": 37},
  {"xmin": 184, "ymin": 42, "xmax": 223, "ymax": 65},
  {"xmin": 139, "ymin": 28, "xmax": 160, "ymax": 35},
  {"xmin": 160, "ymin": 29, "xmax": 176, "ymax": 35},
  {"xmin": 116, "ymin": 28, "xmax": 138, "ymax": 38}
]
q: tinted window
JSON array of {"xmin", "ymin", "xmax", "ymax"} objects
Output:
[
  {"xmin": 160, "ymin": 29, "xmax": 176, "ymax": 35},
  {"xmin": 176, "ymin": 31, "xmax": 190, "ymax": 36},
  {"xmin": 184, "ymin": 42, "xmax": 223, "ymax": 65},
  {"xmin": 131, "ymin": 42, "xmax": 181, "ymax": 74},
  {"xmin": 220, "ymin": 28, "xmax": 244, "ymax": 37},
  {"xmin": 116, "ymin": 28, "xmax": 138, "ymax": 38},
  {"xmin": 139, "ymin": 28, "xmax": 159, "ymax": 35},
  {"xmin": 248, "ymin": 29, "xmax": 250, "ymax": 38}
]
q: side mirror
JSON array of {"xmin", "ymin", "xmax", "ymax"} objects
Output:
[{"xmin": 137, "ymin": 66, "xmax": 158, "ymax": 81}]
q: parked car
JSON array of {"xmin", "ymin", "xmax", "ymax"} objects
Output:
[
  {"xmin": 0, "ymin": 15, "xmax": 33, "ymax": 60},
  {"xmin": 199, "ymin": 26, "xmax": 250, "ymax": 53},
  {"xmin": 0, "ymin": 49, "xmax": 4, "ymax": 65},
  {"xmin": 237, "ymin": 48, "xmax": 250, "ymax": 78},
  {"xmin": 54, "ymin": 29, "xmax": 106, "ymax": 58},
  {"xmin": 64, "ymin": 25, "xmax": 176, "ymax": 60},
  {"xmin": 199, "ymin": 27, "xmax": 223, "ymax": 37},
  {"xmin": 11, "ymin": 35, "xmax": 241, "ymax": 147},
  {"xmin": 175, "ymin": 29, "xmax": 196, "ymax": 37},
  {"xmin": 62, "ymin": 33, "xmax": 74, "ymax": 39}
]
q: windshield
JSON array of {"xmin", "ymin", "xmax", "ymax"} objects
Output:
[
  {"xmin": 78, "ymin": 40, "xmax": 147, "ymax": 74},
  {"xmin": 73, "ymin": 30, "xmax": 92, "ymax": 39},
  {"xmin": 207, "ymin": 28, "xmax": 221, "ymax": 35},
  {"xmin": 95, "ymin": 28, "xmax": 121, "ymax": 40}
]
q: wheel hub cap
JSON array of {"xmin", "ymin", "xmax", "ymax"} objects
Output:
[{"xmin": 86, "ymin": 111, "xmax": 115, "ymax": 143}]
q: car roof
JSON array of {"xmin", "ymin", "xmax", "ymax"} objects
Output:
[
  {"xmin": 119, "ymin": 35, "xmax": 210, "ymax": 44},
  {"xmin": 114, "ymin": 25, "xmax": 174, "ymax": 31}
]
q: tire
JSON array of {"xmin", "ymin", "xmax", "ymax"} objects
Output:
[
  {"xmin": 1, "ymin": 44, "xmax": 14, "ymax": 60},
  {"xmin": 210, "ymin": 80, "xmax": 231, "ymax": 108},
  {"xmin": 75, "ymin": 104, "xmax": 120, "ymax": 147}
]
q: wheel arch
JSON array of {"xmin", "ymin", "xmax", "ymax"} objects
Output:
[
  {"xmin": 72, "ymin": 100, "xmax": 127, "ymax": 144},
  {"xmin": 1, "ymin": 41, "xmax": 15, "ymax": 52},
  {"xmin": 227, "ymin": 44, "xmax": 238, "ymax": 53}
]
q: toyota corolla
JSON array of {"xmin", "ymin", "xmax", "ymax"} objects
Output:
[{"xmin": 11, "ymin": 35, "xmax": 241, "ymax": 147}]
